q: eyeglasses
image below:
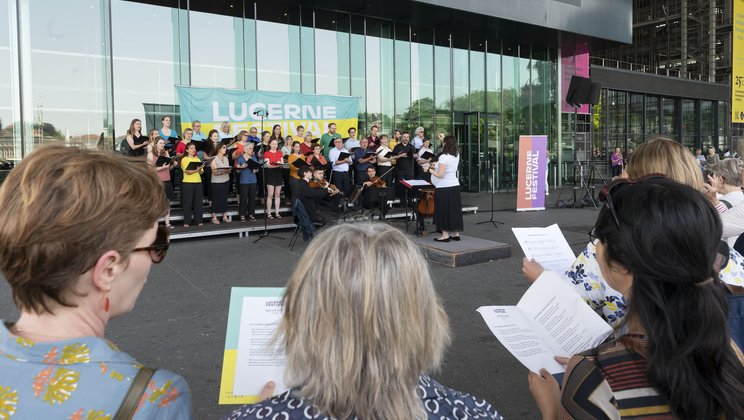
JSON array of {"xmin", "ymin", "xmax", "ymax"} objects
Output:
[
  {"xmin": 588, "ymin": 227, "xmax": 600, "ymax": 245},
  {"xmin": 132, "ymin": 225, "xmax": 170, "ymax": 263},
  {"xmin": 598, "ymin": 174, "xmax": 666, "ymax": 228}
]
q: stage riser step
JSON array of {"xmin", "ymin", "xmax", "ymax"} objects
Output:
[
  {"xmin": 168, "ymin": 206, "xmax": 479, "ymax": 241},
  {"xmin": 412, "ymin": 235, "xmax": 511, "ymax": 267}
]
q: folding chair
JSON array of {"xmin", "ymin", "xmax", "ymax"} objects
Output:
[{"xmin": 289, "ymin": 200, "xmax": 322, "ymax": 251}]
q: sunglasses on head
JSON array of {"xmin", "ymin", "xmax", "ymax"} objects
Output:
[{"xmin": 597, "ymin": 174, "xmax": 667, "ymax": 228}]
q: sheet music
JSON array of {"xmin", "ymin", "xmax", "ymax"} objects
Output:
[
  {"xmin": 477, "ymin": 272, "xmax": 612, "ymax": 374},
  {"xmin": 512, "ymin": 224, "xmax": 576, "ymax": 274},
  {"xmin": 401, "ymin": 179, "xmax": 431, "ymax": 187}
]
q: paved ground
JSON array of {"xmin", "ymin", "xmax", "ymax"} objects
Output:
[{"xmin": 0, "ymin": 188, "xmax": 602, "ymax": 419}]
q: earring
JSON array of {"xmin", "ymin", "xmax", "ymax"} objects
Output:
[{"xmin": 104, "ymin": 289, "xmax": 110, "ymax": 313}]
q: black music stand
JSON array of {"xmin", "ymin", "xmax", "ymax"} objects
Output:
[
  {"xmin": 399, "ymin": 179, "xmax": 431, "ymax": 233},
  {"xmin": 477, "ymin": 166, "xmax": 505, "ymax": 227}
]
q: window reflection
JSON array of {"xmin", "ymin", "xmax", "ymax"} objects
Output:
[
  {"xmin": 0, "ymin": 0, "xmax": 18, "ymax": 161},
  {"xmin": 112, "ymin": 0, "xmax": 181, "ymax": 139},
  {"xmin": 410, "ymin": 26, "xmax": 434, "ymax": 135},
  {"xmin": 350, "ymin": 15, "xmax": 365, "ymax": 133},
  {"xmin": 189, "ymin": 4, "xmax": 243, "ymax": 89},
  {"xmin": 28, "ymin": 0, "xmax": 108, "ymax": 151}
]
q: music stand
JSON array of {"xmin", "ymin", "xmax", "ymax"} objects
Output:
[
  {"xmin": 477, "ymin": 166, "xmax": 505, "ymax": 227},
  {"xmin": 399, "ymin": 179, "xmax": 431, "ymax": 233}
]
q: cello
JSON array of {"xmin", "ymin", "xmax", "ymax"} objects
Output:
[{"xmin": 417, "ymin": 188, "xmax": 435, "ymax": 217}]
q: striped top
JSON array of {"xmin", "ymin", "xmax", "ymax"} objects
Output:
[{"xmin": 560, "ymin": 335, "xmax": 744, "ymax": 419}]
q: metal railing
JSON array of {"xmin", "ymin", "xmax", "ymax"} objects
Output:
[{"xmin": 590, "ymin": 57, "xmax": 714, "ymax": 83}]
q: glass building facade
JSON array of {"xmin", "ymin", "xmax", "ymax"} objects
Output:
[
  {"xmin": 585, "ymin": 88, "xmax": 730, "ymax": 173},
  {"xmin": 0, "ymin": 0, "xmax": 561, "ymax": 191}
]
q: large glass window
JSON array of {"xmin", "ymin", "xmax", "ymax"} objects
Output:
[
  {"xmin": 681, "ymin": 99, "xmax": 696, "ymax": 148},
  {"xmin": 645, "ymin": 95, "xmax": 660, "ymax": 137},
  {"xmin": 189, "ymin": 3, "xmax": 244, "ymax": 89},
  {"xmin": 314, "ymin": 10, "xmax": 350, "ymax": 96},
  {"xmin": 485, "ymin": 40, "xmax": 501, "ymax": 115},
  {"xmin": 701, "ymin": 100, "xmax": 715, "ymax": 147},
  {"xmin": 393, "ymin": 22, "xmax": 411, "ymax": 131},
  {"xmin": 366, "ymin": 18, "xmax": 394, "ymax": 131},
  {"xmin": 299, "ymin": 7, "xmax": 314, "ymax": 94},
  {"xmin": 469, "ymin": 34, "xmax": 486, "ymax": 113},
  {"xmin": 350, "ymin": 15, "xmax": 365, "ymax": 134},
  {"xmin": 0, "ymin": 0, "xmax": 19, "ymax": 161},
  {"xmin": 256, "ymin": 3, "xmax": 300, "ymax": 92},
  {"xmin": 410, "ymin": 26, "xmax": 434, "ymax": 135},
  {"xmin": 28, "ymin": 0, "xmax": 110, "ymax": 151},
  {"xmin": 452, "ymin": 34, "xmax": 469, "ymax": 113},
  {"xmin": 661, "ymin": 96, "xmax": 678, "ymax": 138},
  {"xmin": 433, "ymin": 31, "xmax": 451, "ymax": 135},
  {"xmin": 531, "ymin": 46, "xmax": 551, "ymax": 136},
  {"xmin": 112, "ymin": 0, "xmax": 183, "ymax": 139}
]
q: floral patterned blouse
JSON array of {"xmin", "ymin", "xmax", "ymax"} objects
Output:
[
  {"xmin": 0, "ymin": 321, "xmax": 192, "ymax": 419},
  {"xmin": 224, "ymin": 374, "xmax": 503, "ymax": 420},
  {"xmin": 564, "ymin": 242, "xmax": 744, "ymax": 327}
]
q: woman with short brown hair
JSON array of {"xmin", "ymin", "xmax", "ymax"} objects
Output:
[{"xmin": 0, "ymin": 144, "xmax": 192, "ymax": 418}]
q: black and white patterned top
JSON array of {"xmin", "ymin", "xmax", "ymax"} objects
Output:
[{"xmin": 224, "ymin": 374, "xmax": 503, "ymax": 420}]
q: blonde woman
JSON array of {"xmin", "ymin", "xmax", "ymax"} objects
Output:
[{"xmin": 225, "ymin": 223, "xmax": 502, "ymax": 420}]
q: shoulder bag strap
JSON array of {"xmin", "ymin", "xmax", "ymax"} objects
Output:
[{"xmin": 114, "ymin": 367, "xmax": 157, "ymax": 420}]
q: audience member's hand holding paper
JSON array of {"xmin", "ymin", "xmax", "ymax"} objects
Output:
[
  {"xmin": 477, "ymin": 271, "xmax": 612, "ymax": 374},
  {"xmin": 512, "ymin": 224, "xmax": 576, "ymax": 274},
  {"xmin": 220, "ymin": 288, "xmax": 286, "ymax": 405}
]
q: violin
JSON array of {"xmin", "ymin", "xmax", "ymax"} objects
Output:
[
  {"xmin": 310, "ymin": 178, "xmax": 341, "ymax": 195},
  {"xmin": 364, "ymin": 176, "xmax": 387, "ymax": 188}
]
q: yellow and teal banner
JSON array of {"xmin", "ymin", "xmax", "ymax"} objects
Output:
[
  {"xmin": 734, "ymin": 0, "xmax": 744, "ymax": 122},
  {"xmin": 176, "ymin": 86, "xmax": 360, "ymax": 137}
]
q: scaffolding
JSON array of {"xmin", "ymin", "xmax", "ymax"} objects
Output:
[{"xmin": 594, "ymin": 0, "xmax": 732, "ymax": 85}]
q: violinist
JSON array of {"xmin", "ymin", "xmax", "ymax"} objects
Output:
[
  {"xmin": 298, "ymin": 166, "xmax": 336, "ymax": 224},
  {"xmin": 362, "ymin": 166, "xmax": 387, "ymax": 189},
  {"xmin": 311, "ymin": 166, "xmax": 343, "ymax": 215},
  {"xmin": 360, "ymin": 166, "xmax": 387, "ymax": 210}
]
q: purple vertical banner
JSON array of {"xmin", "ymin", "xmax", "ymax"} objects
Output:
[
  {"xmin": 561, "ymin": 42, "xmax": 590, "ymax": 114},
  {"xmin": 516, "ymin": 135, "xmax": 548, "ymax": 212}
]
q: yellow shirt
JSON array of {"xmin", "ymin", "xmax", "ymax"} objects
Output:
[
  {"xmin": 287, "ymin": 154, "xmax": 305, "ymax": 179},
  {"xmin": 181, "ymin": 156, "xmax": 203, "ymax": 183},
  {"xmin": 388, "ymin": 139, "xmax": 398, "ymax": 150}
]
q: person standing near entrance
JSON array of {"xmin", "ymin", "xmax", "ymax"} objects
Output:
[
  {"xmin": 610, "ymin": 147, "xmax": 624, "ymax": 177},
  {"xmin": 321, "ymin": 122, "xmax": 342, "ymax": 161},
  {"xmin": 428, "ymin": 135, "xmax": 463, "ymax": 242}
]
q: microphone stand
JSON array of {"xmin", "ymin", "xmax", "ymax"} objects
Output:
[
  {"xmin": 477, "ymin": 165, "xmax": 505, "ymax": 227},
  {"xmin": 253, "ymin": 111, "xmax": 282, "ymax": 243}
]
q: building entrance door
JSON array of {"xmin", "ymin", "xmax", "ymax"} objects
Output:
[{"xmin": 458, "ymin": 112, "xmax": 500, "ymax": 192}]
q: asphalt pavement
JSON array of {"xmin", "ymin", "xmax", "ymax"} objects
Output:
[{"xmin": 0, "ymin": 189, "xmax": 602, "ymax": 419}]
